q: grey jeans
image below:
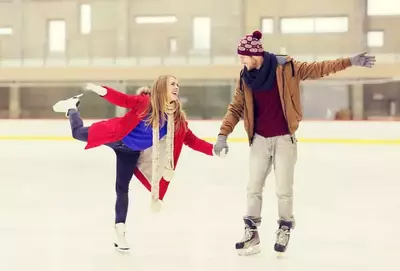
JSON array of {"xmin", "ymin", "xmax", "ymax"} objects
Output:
[{"xmin": 246, "ymin": 133, "xmax": 297, "ymax": 227}]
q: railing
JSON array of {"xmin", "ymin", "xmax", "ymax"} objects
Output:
[
  {"xmin": 1, "ymin": 33, "xmax": 400, "ymax": 67},
  {"xmin": 0, "ymin": 54, "xmax": 399, "ymax": 67}
]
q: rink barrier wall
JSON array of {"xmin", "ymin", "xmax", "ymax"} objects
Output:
[{"xmin": 0, "ymin": 120, "xmax": 399, "ymax": 145}]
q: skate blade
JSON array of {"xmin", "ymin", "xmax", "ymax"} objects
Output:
[
  {"xmin": 237, "ymin": 245, "xmax": 261, "ymax": 256},
  {"xmin": 73, "ymin": 94, "xmax": 84, "ymax": 99},
  {"xmin": 276, "ymin": 252, "xmax": 285, "ymax": 258},
  {"xmin": 114, "ymin": 243, "xmax": 130, "ymax": 254}
]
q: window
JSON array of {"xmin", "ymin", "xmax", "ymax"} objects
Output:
[
  {"xmin": 48, "ymin": 20, "xmax": 66, "ymax": 52},
  {"xmin": 368, "ymin": 0, "xmax": 400, "ymax": 15},
  {"xmin": 367, "ymin": 31, "xmax": 384, "ymax": 47},
  {"xmin": 279, "ymin": 47, "xmax": 287, "ymax": 54},
  {"xmin": 192, "ymin": 17, "xmax": 211, "ymax": 50},
  {"xmin": 169, "ymin": 38, "xmax": 177, "ymax": 53},
  {"xmin": 80, "ymin": 4, "xmax": 91, "ymax": 34},
  {"xmin": 314, "ymin": 17, "xmax": 348, "ymax": 33},
  {"xmin": 261, "ymin": 18, "xmax": 273, "ymax": 34},
  {"xmin": 0, "ymin": 27, "xmax": 12, "ymax": 35},
  {"xmin": 280, "ymin": 17, "xmax": 348, "ymax": 33},
  {"xmin": 135, "ymin": 16, "xmax": 177, "ymax": 24},
  {"xmin": 281, "ymin": 18, "xmax": 314, "ymax": 33}
]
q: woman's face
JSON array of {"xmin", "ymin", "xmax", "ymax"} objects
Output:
[{"xmin": 166, "ymin": 76, "xmax": 179, "ymax": 102}]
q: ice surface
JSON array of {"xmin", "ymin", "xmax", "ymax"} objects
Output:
[{"xmin": 0, "ymin": 140, "xmax": 399, "ymax": 271}]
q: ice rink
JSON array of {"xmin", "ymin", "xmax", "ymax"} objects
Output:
[{"xmin": 1, "ymin": 139, "xmax": 399, "ymax": 271}]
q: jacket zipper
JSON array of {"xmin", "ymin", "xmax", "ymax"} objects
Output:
[
  {"xmin": 282, "ymin": 66, "xmax": 296, "ymax": 145},
  {"xmin": 240, "ymin": 76, "xmax": 253, "ymax": 146},
  {"xmin": 243, "ymin": 84, "xmax": 253, "ymax": 146},
  {"xmin": 281, "ymin": 68, "xmax": 291, "ymax": 135}
]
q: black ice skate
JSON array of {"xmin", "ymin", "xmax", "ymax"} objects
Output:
[
  {"xmin": 274, "ymin": 220, "xmax": 292, "ymax": 256},
  {"xmin": 235, "ymin": 217, "xmax": 261, "ymax": 256}
]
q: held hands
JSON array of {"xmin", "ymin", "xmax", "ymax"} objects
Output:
[
  {"xmin": 213, "ymin": 135, "xmax": 229, "ymax": 158},
  {"xmin": 85, "ymin": 83, "xmax": 107, "ymax": 96},
  {"xmin": 350, "ymin": 51, "xmax": 376, "ymax": 68}
]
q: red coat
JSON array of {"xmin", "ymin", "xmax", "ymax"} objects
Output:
[{"xmin": 85, "ymin": 86, "xmax": 214, "ymax": 200}]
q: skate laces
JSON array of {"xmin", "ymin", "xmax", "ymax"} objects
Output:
[
  {"xmin": 242, "ymin": 227, "xmax": 256, "ymax": 242},
  {"xmin": 276, "ymin": 227, "xmax": 290, "ymax": 245}
]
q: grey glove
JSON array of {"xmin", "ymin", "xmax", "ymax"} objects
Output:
[
  {"xmin": 213, "ymin": 135, "xmax": 229, "ymax": 156},
  {"xmin": 350, "ymin": 51, "xmax": 376, "ymax": 68}
]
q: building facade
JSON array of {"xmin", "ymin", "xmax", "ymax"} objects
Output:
[{"xmin": 0, "ymin": 0, "xmax": 399, "ymax": 120}]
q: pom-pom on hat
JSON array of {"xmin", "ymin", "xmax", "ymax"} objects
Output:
[{"xmin": 237, "ymin": 30, "xmax": 264, "ymax": 56}]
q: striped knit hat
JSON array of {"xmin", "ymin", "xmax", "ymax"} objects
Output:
[{"xmin": 237, "ymin": 30, "xmax": 264, "ymax": 56}]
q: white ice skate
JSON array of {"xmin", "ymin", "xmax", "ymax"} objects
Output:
[
  {"xmin": 52, "ymin": 94, "xmax": 83, "ymax": 116},
  {"xmin": 114, "ymin": 223, "xmax": 130, "ymax": 252},
  {"xmin": 235, "ymin": 218, "xmax": 261, "ymax": 256},
  {"xmin": 274, "ymin": 221, "xmax": 292, "ymax": 258}
]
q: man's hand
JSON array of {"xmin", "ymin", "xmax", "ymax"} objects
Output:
[
  {"xmin": 213, "ymin": 135, "xmax": 229, "ymax": 157},
  {"xmin": 350, "ymin": 51, "xmax": 376, "ymax": 68}
]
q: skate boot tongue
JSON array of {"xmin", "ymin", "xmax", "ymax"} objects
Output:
[
  {"xmin": 279, "ymin": 220, "xmax": 293, "ymax": 229},
  {"xmin": 244, "ymin": 217, "xmax": 259, "ymax": 229},
  {"xmin": 280, "ymin": 225, "xmax": 290, "ymax": 231}
]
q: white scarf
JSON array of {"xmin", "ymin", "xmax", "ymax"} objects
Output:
[{"xmin": 150, "ymin": 102, "xmax": 176, "ymax": 212}]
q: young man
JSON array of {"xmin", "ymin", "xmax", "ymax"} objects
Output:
[{"xmin": 213, "ymin": 30, "xmax": 375, "ymax": 256}]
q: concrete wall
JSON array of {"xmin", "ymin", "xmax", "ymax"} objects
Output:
[
  {"xmin": 245, "ymin": 0, "xmax": 366, "ymax": 55},
  {"xmin": 0, "ymin": 0, "xmax": 399, "ymax": 60},
  {"xmin": 368, "ymin": 16, "xmax": 400, "ymax": 54},
  {"xmin": 0, "ymin": 0, "xmax": 242, "ymax": 59},
  {"xmin": 0, "ymin": 0, "xmax": 399, "ymax": 120}
]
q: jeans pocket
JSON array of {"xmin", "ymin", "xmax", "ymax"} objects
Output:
[{"xmin": 279, "ymin": 134, "xmax": 297, "ymax": 145}]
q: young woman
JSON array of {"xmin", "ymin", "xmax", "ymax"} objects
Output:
[{"xmin": 52, "ymin": 75, "xmax": 219, "ymax": 251}]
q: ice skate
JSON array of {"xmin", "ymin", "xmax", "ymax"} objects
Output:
[
  {"xmin": 52, "ymin": 94, "xmax": 83, "ymax": 117},
  {"xmin": 235, "ymin": 217, "xmax": 261, "ymax": 256},
  {"xmin": 274, "ymin": 220, "xmax": 292, "ymax": 257},
  {"xmin": 114, "ymin": 223, "xmax": 130, "ymax": 252}
]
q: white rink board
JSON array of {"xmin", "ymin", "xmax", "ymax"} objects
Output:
[{"xmin": 0, "ymin": 119, "xmax": 399, "ymax": 140}]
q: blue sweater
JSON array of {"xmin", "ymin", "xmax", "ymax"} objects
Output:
[{"xmin": 122, "ymin": 120, "xmax": 168, "ymax": 151}]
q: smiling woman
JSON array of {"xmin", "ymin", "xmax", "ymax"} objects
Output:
[{"xmin": 51, "ymin": 74, "xmax": 222, "ymax": 252}]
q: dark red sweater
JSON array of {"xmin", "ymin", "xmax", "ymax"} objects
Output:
[{"xmin": 252, "ymin": 80, "xmax": 289, "ymax": 138}]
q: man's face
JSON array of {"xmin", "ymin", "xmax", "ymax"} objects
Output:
[{"xmin": 239, "ymin": 55, "xmax": 258, "ymax": 70}]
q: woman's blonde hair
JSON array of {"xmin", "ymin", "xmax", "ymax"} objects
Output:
[{"xmin": 144, "ymin": 75, "xmax": 186, "ymax": 131}]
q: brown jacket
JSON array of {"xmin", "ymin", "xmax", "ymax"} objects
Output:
[{"xmin": 219, "ymin": 56, "xmax": 352, "ymax": 145}]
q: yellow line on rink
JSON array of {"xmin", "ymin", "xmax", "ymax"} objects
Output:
[
  {"xmin": 205, "ymin": 137, "xmax": 400, "ymax": 145},
  {"xmin": 0, "ymin": 136, "xmax": 73, "ymax": 141},
  {"xmin": 0, "ymin": 135, "xmax": 399, "ymax": 145}
]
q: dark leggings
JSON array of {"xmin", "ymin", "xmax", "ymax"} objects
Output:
[{"xmin": 68, "ymin": 109, "xmax": 140, "ymax": 224}]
